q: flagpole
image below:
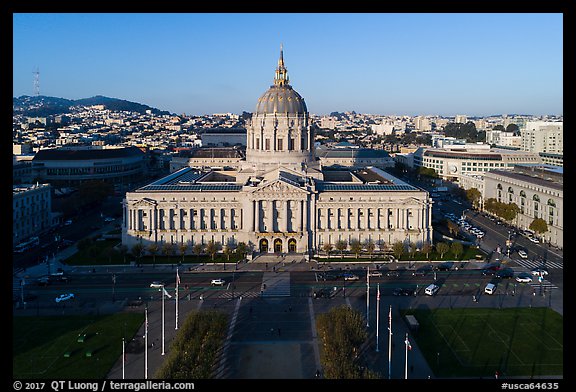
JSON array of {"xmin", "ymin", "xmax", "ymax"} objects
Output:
[
  {"xmin": 376, "ymin": 283, "xmax": 380, "ymax": 352},
  {"xmin": 175, "ymin": 268, "xmax": 179, "ymax": 330},
  {"xmin": 161, "ymin": 285, "xmax": 165, "ymax": 355},
  {"xmin": 388, "ymin": 305, "xmax": 392, "ymax": 380},
  {"xmin": 366, "ymin": 266, "xmax": 370, "ymax": 327},
  {"xmin": 122, "ymin": 337, "xmax": 125, "ymax": 380},
  {"xmin": 404, "ymin": 332, "xmax": 409, "ymax": 379},
  {"xmin": 145, "ymin": 306, "xmax": 148, "ymax": 379}
]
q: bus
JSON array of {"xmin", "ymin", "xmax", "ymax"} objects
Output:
[{"xmin": 14, "ymin": 236, "xmax": 40, "ymax": 253}]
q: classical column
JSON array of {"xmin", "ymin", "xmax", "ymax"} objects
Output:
[
  {"xmin": 255, "ymin": 201, "xmax": 260, "ymax": 232},
  {"xmin": 149, "ymin": 207, "xmax": 153, "ymax": 232},
  {"xmin": 284, "ymin": 200, "xmax": 289, "ymax": 232},
  {"xmin": 364, "ymin": 208, "xmax": 369, "ymax": 230},
  {"xmin": 268, "ymin": 200, "xmax": 274, "ymax": 232},
  {"xmin": 298, "ymin": 200, "xmax": 303, "ymax": 232}
]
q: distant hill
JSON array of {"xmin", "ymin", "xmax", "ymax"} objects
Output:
[{"xmin": 13, "ymin": 95, "xmax": 172, "ymax": 117}]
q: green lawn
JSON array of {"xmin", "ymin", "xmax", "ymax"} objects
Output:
[
  {"xmin": 402, "ymin": 307, "xmax": 563, "ymax": 378},
  {"xmin": 13, "ymin": 313, "xmax": 144, "ymax": 379}
]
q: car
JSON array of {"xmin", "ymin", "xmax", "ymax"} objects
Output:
[
  {"xmin": 55, "ymin": 293, "xmax": 75, "ymax": 303},
  {"xmin": 481, "ymin": 268, "xmax": 498, "ymax": 276},
  {"xmin": 531, "ymin": 266, "xmax": 549, "ymax": 276},
  {"xmin": 437, "ymin": 262, "xmax": 453, "ymax": 271},
  {"xmin": 313, "ymin": 288, "xmax": 332, "ymax": 299},
  {"xmin": 392, "ymin": 288, "xmax": 413, "ymax": 296},
  {"xmin": 424, "ymin": 284, "xmax": 440, "ymax": 296},
  {"xmin": 515, "ymin": 272, "xmax": 533, "ymax": 283},
  {"xmin": 150, "ymin": 281, "xmax": 164, "ymax": 288},
  {"xmin": 104, "ymin": 217, "xmax": 115, "ymax": 222},
  {"xmin": 413, "ymin": 265, "xmax": 434, "ymax": 276},
  {"xmin": 517, "ymin": 250, "xmax": 528, "ymax": 259},
  {"xmin": 368, "ymin": 270, "xmax": 383, "ymax": 278},
  {"xmin": 343, "ymin": 273, "xmax": 359, "ymax": 281},
  {"xmin": 528, "ymin": 236, "xmax": 540, "ymax": 243},
  {"xmin": 211, "ymin": 278, "xmax": 226, "ymax": 286},
  {"xmin": 64, "ymin": 219, "xmax": 73, "ymax": 226},
  {"xmin": 386, "ymin": 270, "xmax": 400, "ymax": 277},
  {"xmin": 495, "ymin": 268, "xmax": 514, "ymax": 279},
  {"xmin": 484, "ymin": 283, "xmax": 497, "ymax": 295}
]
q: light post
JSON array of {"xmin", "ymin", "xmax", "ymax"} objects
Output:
[{"xmin": 160, "ymin": 284, "xmax": 165, "ymax": 355}]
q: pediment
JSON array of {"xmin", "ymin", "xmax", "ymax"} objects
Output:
[
  {"xmin": 250, "ymin": 179, "xmax": 308, "ymax": 195},
  {"xmin": 132, "ymin": 198, "xmax": 157, "ymax": 207}
]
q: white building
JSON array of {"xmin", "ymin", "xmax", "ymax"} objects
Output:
[
  {"xmin": 123, "ymin": 49, "xmax": 433, "ymax": 256},
  {"xmin": 521, "ymin": 121, "xmax": 563, "ymax": 154}
]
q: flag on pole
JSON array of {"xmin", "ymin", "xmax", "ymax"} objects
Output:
[
  {"xmin": 388, "ymin": 305, "xmax": 392, "ymax": 331},
  {"xmin": 367, "ymin": 266, "xmax": 370, "ymax": 285},
  {"xmin": 377, "ymin": 284, "xmax": 380, "ymax": 301},
  {"xmin": 176, "ymin": 268, "xmax": 181, "ymax": 286},
  {"xmin": 162, "ymin": 287, "xmax": 172, "ymax": 299},
  {"xmin": 405, "ymin": 335, "xmax": 412, "ymax": 350}
]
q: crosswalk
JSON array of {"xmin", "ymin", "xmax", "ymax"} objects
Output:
[
  {"xmin": 512, "ymin": 258, "xmax": 563, "ymax": 270},
  {"xmin": 260, "ymin": 272, "xmax": 291, "ymax": 297},
  {"xmin": 508, "ymin": 266, "xmax": 558, "ymax": 290},
  {"xmin": 217, "ymin": 291, "xmax": 261, "ymax": 299}
]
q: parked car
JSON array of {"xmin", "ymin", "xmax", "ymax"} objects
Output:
[
  {"xmin": 437, "ymin": 262, "xmax": 453, "ymax": 271},
  {"xmin": 343, "ymin": 273, "xmax": 359, "ymax": 281},
  {"xmin": 150, "ymin": 281, "xmax": 164, "ymax": 288},
  {"xmin": 313, "ymin": 288, "xmax": 332, "ymax": 299},
  {"xmin": 528, "ymin": 236, "xmax": 540, "ymax": 243},
  {"xmin": 515, "ymin": 272, "xmax": 533, "ymax": 283},
  {"xmin": 368, "ymin": 270, "xmax": 383, "ymax": 278},
  {"xmin": 211, "ymin": 278, "xmax": 226, "ymax": 286},
  {"xmin": 55, "ymin": 293, "xmax": 75, "ymax": 303}
]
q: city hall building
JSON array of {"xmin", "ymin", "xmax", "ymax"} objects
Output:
[{"xmin": 122, "ymin": 49, "xmax": 433, "ymax": 255}]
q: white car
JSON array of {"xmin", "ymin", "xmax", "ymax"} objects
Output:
[
  {"xmin": 528, "ymin": 236, "xmax": 540, "ymax": 243},
  {"xmin": 515, "ymin": 273, "xmax": 533, "ymax": 283},
  {"xmin": 344, "ymin": 274, "xmax": 360, "ymax": 281},
  {"xmin": 55, "ymin": 293, "xmax": 75, "ymax": 303},
  {"xmin": 150, "ymin": 281, "xmax": 164, "ymax": 288},
  {"xmin": 518, "ymin": 250, "xmax": 528, "ymax": 259},
  {"xmin": 211, "ymin": 279, "xmax": 226, "ymax": 286},
  {"xmin": 368, "ymin": 270, "xmax": 383, "ymax": 278}
]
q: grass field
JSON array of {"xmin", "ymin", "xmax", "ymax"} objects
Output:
[
  {"xmin": 402, "ymin": 307, "xmax": 563, "ymax": 378},
  {"xmin": 13, "ymin": 313, "xmax": 144, "ymax": 379}
]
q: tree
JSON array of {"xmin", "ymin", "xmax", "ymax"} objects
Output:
[
  {"xmin": 392, "ymin": 241, "xmax": 404, "ymax": 260},
  {"xmin": 364, "ymin": 239, "xmax": 375, "ymax": 260},
  {"xmin": 335, "ymin": 240, "xmax": 347, "ymax": 259},
  {"xmin": 205, "ymin": 240, "xmax": 221, "ymax": 262},
  {"xmin": 236, "ymin": 242, "xmax": 248, "ymax": 259},
  {"xmin": 446, "ymin": 220, "xmax": 459, "ymax": 237},
  {"xmin": 178, "ymin": 243, "xmax": 188, "ymax": 264},
  {"xmin": 148, "ymin": 243, "xmax": 159, "ymax": 268},
  {"xmin": 450, "ymin": 242, "xmax": 463, "ymax": 260},
  {"xmin": 162, "ymin": 242, "xmax": 175, "ymax": 261},
  {"xmin": 529, "ymin": 218, "xmax": 548, "ymax": 237},
  {"xmin": 349, "ymin": 239, "xmax": 362, "ymax": 259},
  {"xmin": 223, "ymin": 243, "xmax": 236, "ymax": 261},
  {"xmin": 322, "ymin": 242, "xmax": 333, "ymax": 259},
  {"xmin": 505, "ymin": 123, "xmax": 519, "ymax": 133},
  {"xmin": 436, "ymin": 242, "xmax": 450, "ymax": 259},
  {"xmin": 465, "ymin": 188, "xmax": 482, "ymax": 210},
  {"xmin": 193, "ymin": 243, "xmax": 204, "ymax": 261},
  {"xmin": 422, "ymin": 242, "xmax": 432, "ymax": 260},
  {"xmin": 131, "ymin": 243, "xmax": 144, "ymax": 265},
  {"xmin": 409, "ymin": 242, "xmax": 418, "ymax": 259},
  {"xmin": 118, "ymin": 245, "xmax": 128, "ymax": 264}
]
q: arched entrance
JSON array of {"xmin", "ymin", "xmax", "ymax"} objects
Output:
[
  {"xmin": 274, "ymin": 238, "xmax": 283, "ymax": 253},
  {"xmin": 288, "ymin": 238, "xmax": 297, "ymax": 253},
  {"xmin": 259, "ymin": 238, "xmax": 269, "ymax": 253}
]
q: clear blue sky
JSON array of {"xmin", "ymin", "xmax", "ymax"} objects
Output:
[{"xmin": 13, "ymin": 13, "xmax": 563, "ymax": 116}]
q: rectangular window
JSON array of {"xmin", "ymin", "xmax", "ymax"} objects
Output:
[
  {"xmin": 265, "ymin": 139, "xmax": 271, "ymax": 151},
  {"xmin": 277, "ymin": 138, "xmax": 283, "ymax": 151},
  {"xmin": 256, "ymin": 138, "xmax": 260, "ymax": 149},
  {"xmin": 289, "ymin": 138, "xmax": 295, "ymax": 150}
]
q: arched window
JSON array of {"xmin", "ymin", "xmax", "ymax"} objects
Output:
[
  {"xmin": 497, "ymin": 184, "xmax": 503, "ymax": 190},
  {"xmin": 508, "ymin": 187, "xmax": 514, "ymax": 193},
  {"xmin": 519, "ymin": 190, "xmax": 526, "ymax": 197},
  {"xmin": 547, "ymin": 199, "xmax": 556, "ymax": 207},
  {"xmin": 533, "ymin": 195, "xmax": 540, "ymax": 202}
]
